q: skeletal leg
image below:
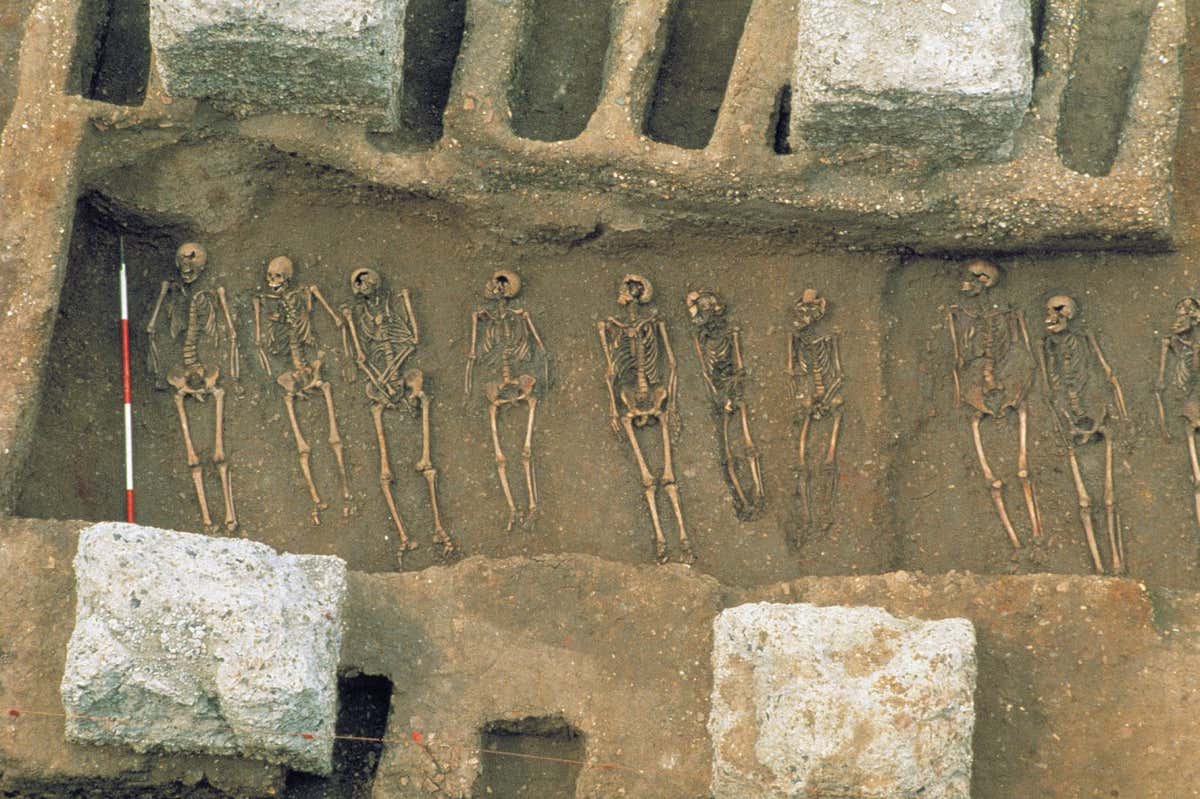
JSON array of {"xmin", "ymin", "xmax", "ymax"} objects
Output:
[
  {"xmin": 489, "ymin": 402, "xmax": 518, "ymax": 532},
  {"xmin": 971, "ymin": 415, "xmax": 1021, "ymax": 549},
  {"xmin": 661, "ymin": 412, "xmax": 693, "ymax": 563},
  {"xmin": 174, "ymin": 392, "xmax": 213, "ymax": 530},
  {"xmin": 318, "ymin": 381, "xmax": 352, "ymax": 508},
  {"xmin": 818, "ymin": 409, "xmax": 843, "ymax": 530},
  {"xmin": 1187, "ymin": 429, "xmax": 1200, "ymax": 531},
  {"xmin": 796, "ymin": 413, "xmax": 813, "ymax": 531},
  {"xmin": 1068, "ymin": 447, "xmax": 1104, "ymax": 573},
  {"xmin": 211, "ymin": 386, "xmax": 238, "ymax": 534},
  {"xmin": 1104, "ymin": 435, "xmax": 1122, "ymax": 574},
  {"xmin": 721, "ymin": 411, "xmax": 751, "ymax": 513},
  {"xmin": 622, "ymin": 416, "xmax": 668, "ymax": 563},
  {"xmin": 372, "ymin": 403, "xmax": 413, "ymax": 563},
  {"xmin": 416, "ymin": 392, "xmax": 455, "ymax": 558},
  {"xmin": 521, "ymin": 397, "xmax": 539, "ymax": 526},
  {"xmin": 739, "ymin": 402, "xmax": 765, "ymax": 508},
  {"xmin": 1017, "ymin": 404, "xmax": 1043, "ymax": 539},
  {"xmin": 284, "ymin": 392, "xmax": 324, "ymax": 524}
]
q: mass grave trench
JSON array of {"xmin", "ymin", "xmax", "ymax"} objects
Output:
[
  {"xmin": 14, "ymin": 180, "xmax": 895, "ymax": 586},
  {"xmin": 884, "ymin": 253, "xmax": 1200, "ymax": 590},
  {"xmin": 15, "ymin": 160, "xmax": 1200, "ymax": 591}
]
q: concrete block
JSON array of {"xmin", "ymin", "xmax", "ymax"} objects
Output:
[
  {"xmin": 60, "ymin": 523, "xmax": 347, "ymax": 775},
  {"xmin": 709, "ymin": 602, "xmax": 976, "ymax": 799},
  {"xmin": 792, "ymin": 0, "xmax": 1033, "ymax": 161},
  {"xmin": 150, "ymin": 0, "xmax": 407, "ymax": 130}
]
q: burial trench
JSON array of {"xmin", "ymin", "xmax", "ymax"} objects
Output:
[{"xmin": 1, "ymin": 0, "xmax": 1199, "ymax": 796}]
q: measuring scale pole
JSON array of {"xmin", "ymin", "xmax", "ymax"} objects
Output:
[{"xmin": 119, "ymin": 237, "xmax": 134, "ymax": 522}]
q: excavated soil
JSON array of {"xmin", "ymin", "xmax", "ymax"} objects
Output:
[{"xmin": 5, "ymin": 0, "xmax": 1200, "ymax": 797}]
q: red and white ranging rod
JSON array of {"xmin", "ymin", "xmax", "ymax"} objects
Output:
[{"xmin": 119, "ymin": 237, "xmax": 135, "ymax": 522}]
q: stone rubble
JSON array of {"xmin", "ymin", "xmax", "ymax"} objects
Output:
[
  {"xmin": 710, "ymin": 602, "xmax": 976, "ymax": 799},
  {"xmin": 60, "ymin": 522, "xmax": 347, "ymax": 775},
  {"xmin": 792, "ymin": 0, "xmax": 1034, "ymax": 163},
  {"xmin": 150, "ymin": 0, "xmax": 408, "ymax": 130}
]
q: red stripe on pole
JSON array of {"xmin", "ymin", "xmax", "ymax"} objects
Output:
[
  {"xmin": 120, "ymin": 318, "xmax": 132, "ymax": 404},
  {"xmin": 126, "ymin": 489, "xmax": 135, "ymax": 523}
]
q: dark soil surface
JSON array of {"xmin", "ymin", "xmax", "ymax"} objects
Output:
[
  {"xmin": 507, "ymin": 0, "xmax": 612, "ymax": 141},
  {"xmin": 1056, "ymin": 0, "xmax": 1157, "ymax": 175},
  {"xmin": 0, "ymin": 0, "xmax": 36, "ymax": 133},
  {"xmin": 644, "ymin": 0, "xmax": 753, "ymax": 149}
]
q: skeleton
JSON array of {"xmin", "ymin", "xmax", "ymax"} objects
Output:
[
  {"xmin": 1039, "ymin": 295, "xmax": 1128, "ymax": 574},
  {"xmin": 146, "ymin": 242, "xmax": 240, "ymax": 534},
  {"xmin": 787, "ymin": 289, "xmax": 844, "ymax": 537},
  {"xmin": 464, "ymin": 269, "xmax": 549, "ymax": 531},
  {"xmin": 343, "ymin": 268, "xmax": 455, "ymax": 565},
  {"xmin": 598, "ymin": 275, "xmax": 692, "ymax": 564},
  {"xmin": 947, "ymin": 259, "xmax": 1042, "ymax": 549},
  {"xmin": 1155, "ymin": 297, "xmax": 1200, "ymax": 531},
  {"xmin": 686, "ymin": 289, "xmax": 764, "ymax": 520},
  {"xmin": 252, "ymin": 256, "xmax": 351, "ymax": 524}
]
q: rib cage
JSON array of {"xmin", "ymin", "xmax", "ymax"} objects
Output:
[
  {"xmin": 355, "ymin": 292, "xmax": 416, "ymax": 395},
  {"xmin": 962, "ymin": 309, "xmax": 1012, "ymax": 367},
  {"xmin": 1045, "ymin": 331, "xmax": 1089, "ymax": 416},
  {"xmin": 794, "ymin": 333, "xmax": 840, "ymax": 397},
  {"xmin": 480, "ymin": 309, "xmax": 532, "ymax": 378},
  {"xmin": 608, "ymin": 318, "xmax": 662, "ymax": 392},
  {"xmin": 1171, "ymin": 335, "xmax": 1200, "ymax": 395},
  {"xmin": 267, "ymin": 289, "xmax": 314, "ymax": 359},
  {"xmin": 699, "ymin": 330, "xmax": 732, "ymax": 377},
  {"xmin": 169, "ymin": 287, "xmax": 218, "ymax": 367}
]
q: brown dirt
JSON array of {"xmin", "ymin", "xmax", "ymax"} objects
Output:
[
  {"xmin": 3, "ymin": 0, "xmax": 1200, "ymax": 797},
  {"xmin": 0, "ymin": 0, "xmax": 36, "ymax": 133},
  {"xmin": 16, "ymin": 175, "xmax": 898, "ymax": 587}
]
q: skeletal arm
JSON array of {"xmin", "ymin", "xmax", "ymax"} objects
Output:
[
  {"xmin": 598, "ymin": 320, "xmax": 621, "ymax": 433},
  {"xmin": 831, "ymin": 333, "xmax": 843, "ymax": 385},
  {"xmin": 344, "ymin": 312, "xmax": 388, "ymax": 395},
  {"xmin": 1088, "ymin": 332, "xmax": 1128, "ymax": 419},
  {"xmin": 402, "ymin": 289, "xmax": 419, "ymax": 345},
  {"xmin": 521, "ymin": 309, "xmax": 550, "ymax": 388},
  {"xmin": 1155, "ymin": 337, "xmax": 1171, "ymax": 440},
  {"xmin": 345, "ymin": 311, "xmax": 367, "ymax": 364},
  {"xmin": 693, "ymin": 332, "xmax": 718, "ymax": 398},
  {"xmin": 786, "ymin": 331, "xmax": 797, "ymax": 399},
  {"xmin": 464, "ymin": 310, "xmax": 481, "ymax": 402},
  {"xmin": 146, "ymin": 281, "xmax": 171, "ymax": 379},
  {"xmin": 946, "ymin": 309, "xmax": 962, "ymax": 407},
  {"xmin": 1038, "ymin": 340, "xmax": 1066, "ymax": 438},
  {"xmin": 217, "ymin": 286, "xmax": 239, "ymax": 381},
  {"xmin": 660, "ymin": 319, "xmax": 680, "ymax": 424},
  {"xmin": 1016, "ymin": 310, "xmax": 1038, "ymax": 399},
  {"xmin": 252, "ymin": 295, "xmax": 271, "ymax": 378},
  {"xmin": 309, "ymin": 285, "xmax": 344, "ymax": 330}
]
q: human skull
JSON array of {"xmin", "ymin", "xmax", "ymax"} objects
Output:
[
  {"xmin": 685, "ymin": 289, "xmax": 725, "ymax": 327},
  {"xmin": 1174, "ymin": 297, "xmax": 1200, "ymax": 335},
  {"xmin": 792, "ymin": 288, "xmax": 827, "ymax": 331},
  {"xmin": 266, "ymin": 256, "xmax": 294, "ymax": 291},
  {"xmin": 961, "ymin": 259, "xmax": 1001, "ymax": 297},
  {"xmin": 485, "ymin": 269, "xmax": 521, "ymax": 299},
  {"xmin": 618, "ymin": 274, "xmax": 653, "ymax": 306},
  {"xmin": 1044, "ymin": 295, "xmax": 1077, "ymax": 334},
  {"xmin": 176, "ymin": 242, "xmax": 207, "ymax": 285},
  {"xmin": 351, "ymin": 267, "xmax": 381, "ymax": 298}
]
